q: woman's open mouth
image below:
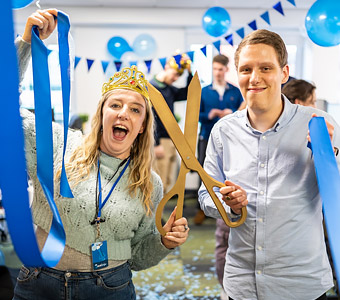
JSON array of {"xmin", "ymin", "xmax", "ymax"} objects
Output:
[{"xmin": 112, "ymin": 125, "xmax": 128, "ymax": 140}]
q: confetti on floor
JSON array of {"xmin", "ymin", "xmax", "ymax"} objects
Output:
[{"xmin": 133, "ymin": 197, "xmax": 224, "ymax": 300}]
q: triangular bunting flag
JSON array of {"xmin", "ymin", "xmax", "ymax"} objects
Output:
[
  {"xmin": 173, "ymin": 54, "xmax": 182, "ymax": 66},
  {"xmin": 74, "ymin": 56, "xmax": 81, "ymax": 69},
  {"xmin": 86, "ymin": 59, "xmax": 94, "ymax": 72},
  {"xmin": 260, "ymin": 11, "xmax": 271, "ymax": 25},
  {"xmin": 213, "ymin": 40, "xmax": 221, "ymax": 52},
  {"xmin": 129, "ymin": 61, "xmax": 138, "ymax": 67},
  {"xmin": 286, "ymin": 0, "xmax": 296, "ymax": 6},
  {"xmin": 273, "ymin": 1, "xmax": 285, "ymax": 16},
  {"xmin": 114, "ymin": 61, "xmax": 122, "ymax": 72},
  {"xmin": 248, "ymin": 20, "xmax": 258, "ymax": 31},
  {"xmin": 144, "ymin": 60, "xmax": 152, "ymax": 73},
  {"xmin": 225, "ymin": 34, "xmax": 233, "ymax": 46},
  {"xmin": 101, "ymin": 61, "xmax": 109, "ymax": 74},
  {"xmin": 159, "ymin": 57, "xmax": 167, "ymax": 69},
  {"xmin": 186, "ymin": 51, "xmax": 194, "ymax": 62},
  {"xmin": 200, "ymin": 46, "xmax": 207, "ymax": 57},
  {"xmin": 236, "ymin": 28, "xmax": 245, "ymax": 39}
]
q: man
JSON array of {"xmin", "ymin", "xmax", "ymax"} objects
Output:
[
  {"xmin": 282, "ymin": 79, "xmax": 317, "ymax": 107},
  {"xmin": 150, "ymin": 56, "xmax": 192, "ymax": 193},
  {"xmin": 198, "ymin": 29, "xmax": 340, "ymax": 300},
  {"xmin": 198, "ymin": 54, "xmax": 244, "ymax": 166}
]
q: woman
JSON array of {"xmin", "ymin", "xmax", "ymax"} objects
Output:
[{"xmin": 14, "ymin": 9, "xmax": 189, "ymax": 300}]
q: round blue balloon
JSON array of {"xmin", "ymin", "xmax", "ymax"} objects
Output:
[
  {"xmin": 120, "ymin": 51, "xmax": 139, "ymax": 67},
  {"xmin": 202, "ymin": 6, "xmax": 231, "ymax": 38},
  {"xmin": 132, "ymin": 34, "xmax": 157, "ymax": 58},
  {"xmin": 305, "ymin": 0, "xmax": 340, "ymax": 47},
  {"xmin": 107, "ymin": 36, "xmax": 132, "ymax": 60},
  {"xmin": 12, "ymin": 0, "xmax": 34, "ymax": 9}
]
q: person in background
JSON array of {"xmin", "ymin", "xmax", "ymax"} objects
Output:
[
  {"xmin": 195, "ymin": 54, "xmax": 244, "ymax": 225},
  {"xmin": 194, "ymin": 54, "xmax": 244, "ymax": 300},
  {"xmin": 199, "ymin": 29, "xmax": 340, "ymax": 300},
  {"xmin": 282, "ymin": 79, "xmax": 316, "ymax": 107},
  {"xmin": 150, "ymin": 56, "xmax": 192, "ymax": 194},
  {"xmin": 13, "ymin": 9, "xmax": 189, "ymax": 300}
]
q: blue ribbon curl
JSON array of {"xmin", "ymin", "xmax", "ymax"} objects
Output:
[{"xmin": 0, "ymin": 7, "xmax": 73, "ymax": 267}]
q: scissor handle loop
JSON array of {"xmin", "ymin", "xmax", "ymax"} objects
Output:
[
  {"xmin": 200, "ymin": 171, "xmax": 247, "ymax": 228},
  {"xmin": 155, "ymin": 162, "xmax": 188, "ymax": 236},
  {"xmin": 155, "ymin": 187, "xmax": 185, "ymax": 236}
]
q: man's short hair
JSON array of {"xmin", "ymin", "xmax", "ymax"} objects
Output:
[
  {"xmin": 234, "ymin": 29, "xmax": 288, "ymax": 69},
  {"xmin": 213, "ymin": 54, "xmax": 229, "ymax": 67},
  {"xmin": 282, "ymin": 79, "xmax": 316, "ymax": 104}
]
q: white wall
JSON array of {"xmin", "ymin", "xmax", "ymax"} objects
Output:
[
  {"xmin": 13, "ymin": 3, "xmax": 340, "ymax": 118},
  {"xmin": 13, "ymin": 3, "xmax": 340, "ymax": 191}
]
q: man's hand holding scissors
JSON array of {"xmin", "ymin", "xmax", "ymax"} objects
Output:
[{"xmin": 220, "ymin": 180, "xmax": 248, "ymax": 215}]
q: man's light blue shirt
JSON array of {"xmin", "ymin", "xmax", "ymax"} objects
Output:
[{"xmin": 198, "ymin": 96, "xmax": 340, "ymax": 300}]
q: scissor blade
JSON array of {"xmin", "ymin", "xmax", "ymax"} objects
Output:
[
  {"xmin": 184, "ymin": 72, "xmax": 201, "ymax": 150},
  {"xmin": 148, "ymin": 81, "xmax": 199, "ymax": 171}
]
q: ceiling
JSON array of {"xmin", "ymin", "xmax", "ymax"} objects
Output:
[{"xmin": 36, "ymin": 0, "xmax": 315, "ymax": 9}]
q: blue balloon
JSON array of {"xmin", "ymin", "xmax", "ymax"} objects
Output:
[
  {"xmin": 12, "ymin": 0, "xmax": 34, "ymax": 9},
  {"xmin": 120, "ymin": 51, "xmax": 139, "ymax": 67},
  {"xmin": 305, "ymin": 0, "xmax": 340, "ymax": 47},
  {"xmin": 202, "ymin": 6, "xmax": 231, "ymax": 38},
  {"xmin": 107, "ymin": 36, "xmax": 132, "ymax": 60},
  {"xmin": 132, "ymin": 34, "xmax": 157, "ymax": 58}
]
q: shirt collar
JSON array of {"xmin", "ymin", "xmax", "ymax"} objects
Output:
[
  {"xmin": 211, "ymin": 81, "xmax": 229, "ymax": 90},
  {"xmin": 244, "ymin": 94, "xmax": 297, "ymax": 134}
]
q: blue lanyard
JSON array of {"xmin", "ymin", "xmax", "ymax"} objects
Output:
[{"xmin": 96, "ymin": 158, "xmax": 131, "ymax": 221}]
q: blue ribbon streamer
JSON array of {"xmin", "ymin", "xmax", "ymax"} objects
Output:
[
  {"xmin": 309, "ymin": 117, "xmax": 340, "ymax": 283},
  {"xmin": 31, "ymin": 11, "xmax": 73, "ymax": 200},
  {"xmin": 0, "ymin": 2, "xmax": 64, "ymax": 267},
  {"xmin": 57, "ymin": 12, "xmax": 74, "ymax": 198}
]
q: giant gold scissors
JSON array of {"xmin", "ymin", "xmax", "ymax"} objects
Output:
[{"xmin": 149, "ymin": 73, "xmax": 247, "ymax": 236}]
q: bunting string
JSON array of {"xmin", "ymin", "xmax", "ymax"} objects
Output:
[{"xmin": 69, "ymin": 0, "xmax": 297, "ymax": 74}]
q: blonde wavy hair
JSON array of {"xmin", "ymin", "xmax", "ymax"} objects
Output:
[{"xmin": 57, "ymin": 90, "xmax": 156, "ymax": 216}]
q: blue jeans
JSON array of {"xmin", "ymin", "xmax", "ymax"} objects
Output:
[{"xmin": 13, "ymin": 262, "xmax": 136, "ymax": 300}]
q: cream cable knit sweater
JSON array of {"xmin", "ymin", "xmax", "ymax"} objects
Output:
[{"xmin": 17, "ymin": 37, "xmax": 171, "ymax": 271}]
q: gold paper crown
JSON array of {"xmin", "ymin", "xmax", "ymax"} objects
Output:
[
  {"xmin": 168, "ymin": 54, "xmax": 191, "ymax": 75},
  {"xmin": 102, "ymin": 65, "xmax": 149, "ymax": 100}
]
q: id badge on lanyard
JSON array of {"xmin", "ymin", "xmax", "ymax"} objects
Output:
[
  {"xmin": 90, "ymin": 157, "xmax": 130, "ymax": 270},
  {"xmin": 91, "ymin": 241, "xmax": 108, "ymax": 270}
]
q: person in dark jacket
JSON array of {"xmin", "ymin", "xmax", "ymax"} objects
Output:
[{"xmin": 194, "ymin": 54, "xmax": 244, "ymax": 226}]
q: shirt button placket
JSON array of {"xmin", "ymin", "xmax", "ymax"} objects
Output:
[{"xmin": 255, "ymin": 133, "xmax": 268, "ymax": 289}]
